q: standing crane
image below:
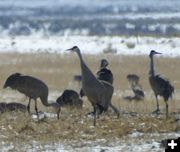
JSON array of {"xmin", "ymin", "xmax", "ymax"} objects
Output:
[
  {"xmin": 67, "ymin": 46, "xmax": 119, "ymax": 126},
  {"xmin": 80, "ymin": 58, "xmax": 113, "ymax": 97},
  {"xmin": 96, "ymin": 59, "xmax": 113, "ymax": 84},
  {"xmin": 149, "ymin": 50, "xmax": 174, "ymax": 117}
]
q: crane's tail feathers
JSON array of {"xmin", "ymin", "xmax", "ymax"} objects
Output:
[{"xmin": 164, "ymin": 83, "xmax": 174, "ymax": 101}]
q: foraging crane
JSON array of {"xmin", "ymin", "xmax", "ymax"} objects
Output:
[{"xmin": 3, "ymin": 73, "xmax": 60, "ymax": 119}]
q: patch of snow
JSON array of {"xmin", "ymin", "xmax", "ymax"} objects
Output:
[{"xmin": 0, "ymin": 36, "xmax": 180, "ymax": 57}]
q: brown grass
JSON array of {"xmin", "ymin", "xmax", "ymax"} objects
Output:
[
  {"xmin": 0, "ymin": 111, "xmax": 177, "ymax": 143},
  {"xmin": 0, "ymin": 52, "xmax": 179, "ymax": 142}
]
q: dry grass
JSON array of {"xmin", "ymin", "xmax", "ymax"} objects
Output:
[
  {"xmin": 0, "ymin": 111, "xmax": 177, "ymax": 143},
  {"xmin": 0, "ymin": 52, "xmax": 179, "ymax": 142}
]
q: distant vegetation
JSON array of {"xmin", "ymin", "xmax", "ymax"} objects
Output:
[{"xmin": 1, "ymin": 13, "xmax": 180, "ymax": 37}]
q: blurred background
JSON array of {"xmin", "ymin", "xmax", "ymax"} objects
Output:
[
  {"xmin": 0, "ymin": 0, "xmax": 180, "ymax": 55},
  {"xmin": 0, "ymin": 0, "xmax": 180, "ymax": 37}
]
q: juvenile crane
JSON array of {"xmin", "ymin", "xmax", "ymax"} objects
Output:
[
  {"xmin": 3, "ymin": 73, "xmax": 60, "ymax": 119},
  {"xmin": 56, "ymin": 89, "xmax": 83, "ymax": 110},
  {"xmin": 67, "ymin": 46, "xmax": 119, "ymax": 126},
  {"xmin": 149, "ymin": 50, "xmax": 174, "ymax": 117},
  {"xmin": 124, "ymin": 74, "xmax": 144, "ymax": 101},
  {"xmin": 96, "ymin": 59, "xmax": 113, "ymax": 84}
]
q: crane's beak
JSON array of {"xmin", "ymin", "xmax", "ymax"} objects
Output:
[
  {"xmin": 149, "ymin": 50, "xmax": 162, "ymax": 58},
  {"xmin": 66, "ymin": 48, "xmax": 72, "ymax": 51},
  {"xmin": 66, "ymin": 47, "xmax": 74, "ymax": 52},
  {"xmin": 154, "ymin": 51, "xmax": 162, "ymax": 55}
]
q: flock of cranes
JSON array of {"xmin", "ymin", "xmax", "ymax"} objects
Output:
[{"xmin": 1, "ymin": 47, "xmax": 174, "ymax": 126}]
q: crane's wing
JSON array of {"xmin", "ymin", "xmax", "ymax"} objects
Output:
[{"xmin": 150, "ymin": 74, "xmax": 174, "ymax": 101}]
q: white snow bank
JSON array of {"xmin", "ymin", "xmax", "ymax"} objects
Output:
[{"xmin": 0, "ymin": 35, "xmax": 180, "ymax": 57}]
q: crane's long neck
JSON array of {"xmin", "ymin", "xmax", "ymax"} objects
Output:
[
  {"xmin": 149, "ymin": 55, "xmax": 155, "ymax": 77},
  {"xmin": 76, "ymin": 50, "xmax": 99, "ymax": 85},
  {"xmin": 40, "ymin": 94, "xmax": 60, "ymax": 108}
]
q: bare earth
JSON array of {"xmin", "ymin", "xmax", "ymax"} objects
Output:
[{"xmin": 0, "ymin": 52, "xmax": 179, "ymax": 151}]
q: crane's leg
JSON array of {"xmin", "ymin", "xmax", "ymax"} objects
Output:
[
  {"xmin": 97, "ymin": 104, "xmax": 104, "ymax": 115},
  {"xmin": 57, "ymin": 107, "xmax": 61, "ymax": 119},
  {"xmin": 165, "ymin": 101, "xmax": 169, "ymax": 118},
  {"xmin": 93, "ymin": 105, "xmax": 97, "ymax": 126},
  {"xmin": 87, "ymin": 104, "xmax": 103, "ymax": 117},
  {"xmin": 27, "ymin": 98, "xmax": 31, "ymax": 115},
  {"xmin": 152, "ymin": 94, "xmax": 161, "ymax": 114},
  {"xmin": 35, "ymin": 100, "xmax": 39, "ymax": 120},
  {"xmin": 86, "ymin": 102, "xmax": 96, "ymax": 116},
  {"xmin": 109, "ymin": 103, "xmax": 120, "ymax": 118}
]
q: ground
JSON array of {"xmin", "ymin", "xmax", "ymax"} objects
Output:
[{"xmin": 0, "ymin": 52, "xmax": 179, "ymax": 151}]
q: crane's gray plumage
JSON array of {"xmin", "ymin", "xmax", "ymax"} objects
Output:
[
  {"xmin": 67, "ymin": 46, "xmax": 119, "ymax": 126},
  {"xmin": 80, "ymin": 58, "xmax": 113, "ymax": 97},
  {"xmin": 96, "ymin": 59, "xmax": 113, "ymax": 84},
  {"xmin": 149, "ymin": 50, "xmax": 174, "ymax": 117},
  {"xmin": 3, "ymin": 73, "xmax": 60, "ymax": 119},
  {"xmin": 56, "ymin": 89, "xmax": 83, "ymax": 117}
]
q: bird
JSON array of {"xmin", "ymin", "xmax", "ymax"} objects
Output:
[
  {"xmin": 80, "ymin": 58, "xmax": 113, "ymax": 97},
  {"xmin": 80, "ymin": 58, "xmax": 115, "ymax": 115},
  {"xmin": 96, "ymin": 59, "xmax": 113, "ymax": 84},
  {"xmin": 149, "ymin": 50, "xmax": 174, "ymax": 117},
  {"xmin": 0, "ymin": 102, "xmax": 27, "ymax": 113},
  {"xmin": 56, "ymin": 89, "xmax": 83, "ymax": 115},
  {"xmin": 3, "ymin": 73, "xmax": 60, "ymax": 119},
  {"xmin": 67, "ymin": 46, "xmax": 119, "ymax": 126},
  {"xmin": 124, "ymin": 74, "xmax": 144, "ymax": 101}
]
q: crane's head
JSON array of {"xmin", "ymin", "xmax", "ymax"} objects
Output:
[
  {"xmin": 3, "ymin": 73, "xmax": 21, "ymax": 89},
  {"xmin": 66, "ymin": 46, "xmax": 80, "ymax": 53},
  {"xmin": 100, "ymin": 59, "xmax": 109, "ymax": 68},
  {"xmin": 149, "ymin": 50, "xmax": 161, "ymax": 58}
]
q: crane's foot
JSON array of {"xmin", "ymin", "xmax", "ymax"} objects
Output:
[
  {"xmin": 86, "ymin": 109, "xmax": 103, "ymax": 117},
  {"xmin": 86, "ymin": 111, "xmax": 95, "ymax": 116},
  {"xmin": 152, "ymin": 109, "xmax": 162, "ymax": 115}
]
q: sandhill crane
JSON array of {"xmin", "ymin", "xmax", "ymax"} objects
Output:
[
  {"xmin": 67, "ymin": 46, "xmax": 119, "ymax": 126},
  {"xmin": 56, "ymin": 89, "xmax": 83, "ymax": 112},
  {"xmin": 3, "ymin": 73, "xmax": 60, "ymax": 119},
  {"xmin": 74, "ymin": 58, "xmax": 114, "ymax": 88},
  {"xmin": 149, "ymin": 50, "xmax": 174, "ymax": 117},
  {"xmin": 80, "ymin": 58, "xmax": 113, "ymax": 97},
  {"xmin": 0, "ymin": 102, "xmax": 27, "ymax": 113},
  {"xmin": 96, "ymin": 59, "xmax": 113, "ymax": 84},
  {"xmin": 124, "ymin": 74, "xmax": 144, "ymax": 101}
]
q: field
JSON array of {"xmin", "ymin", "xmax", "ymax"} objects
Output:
[{"xmin": 0, "ymin": 52, "xmax": 179, "ymax": 151}]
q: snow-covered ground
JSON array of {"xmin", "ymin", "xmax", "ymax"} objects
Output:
[
  {"xmin": 1, "ymin": 131, "xmax": 179, "ymax": 152},
  {"xmin": 0, "ymin": 35, "xmax": 180, "ymax": 57}
]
